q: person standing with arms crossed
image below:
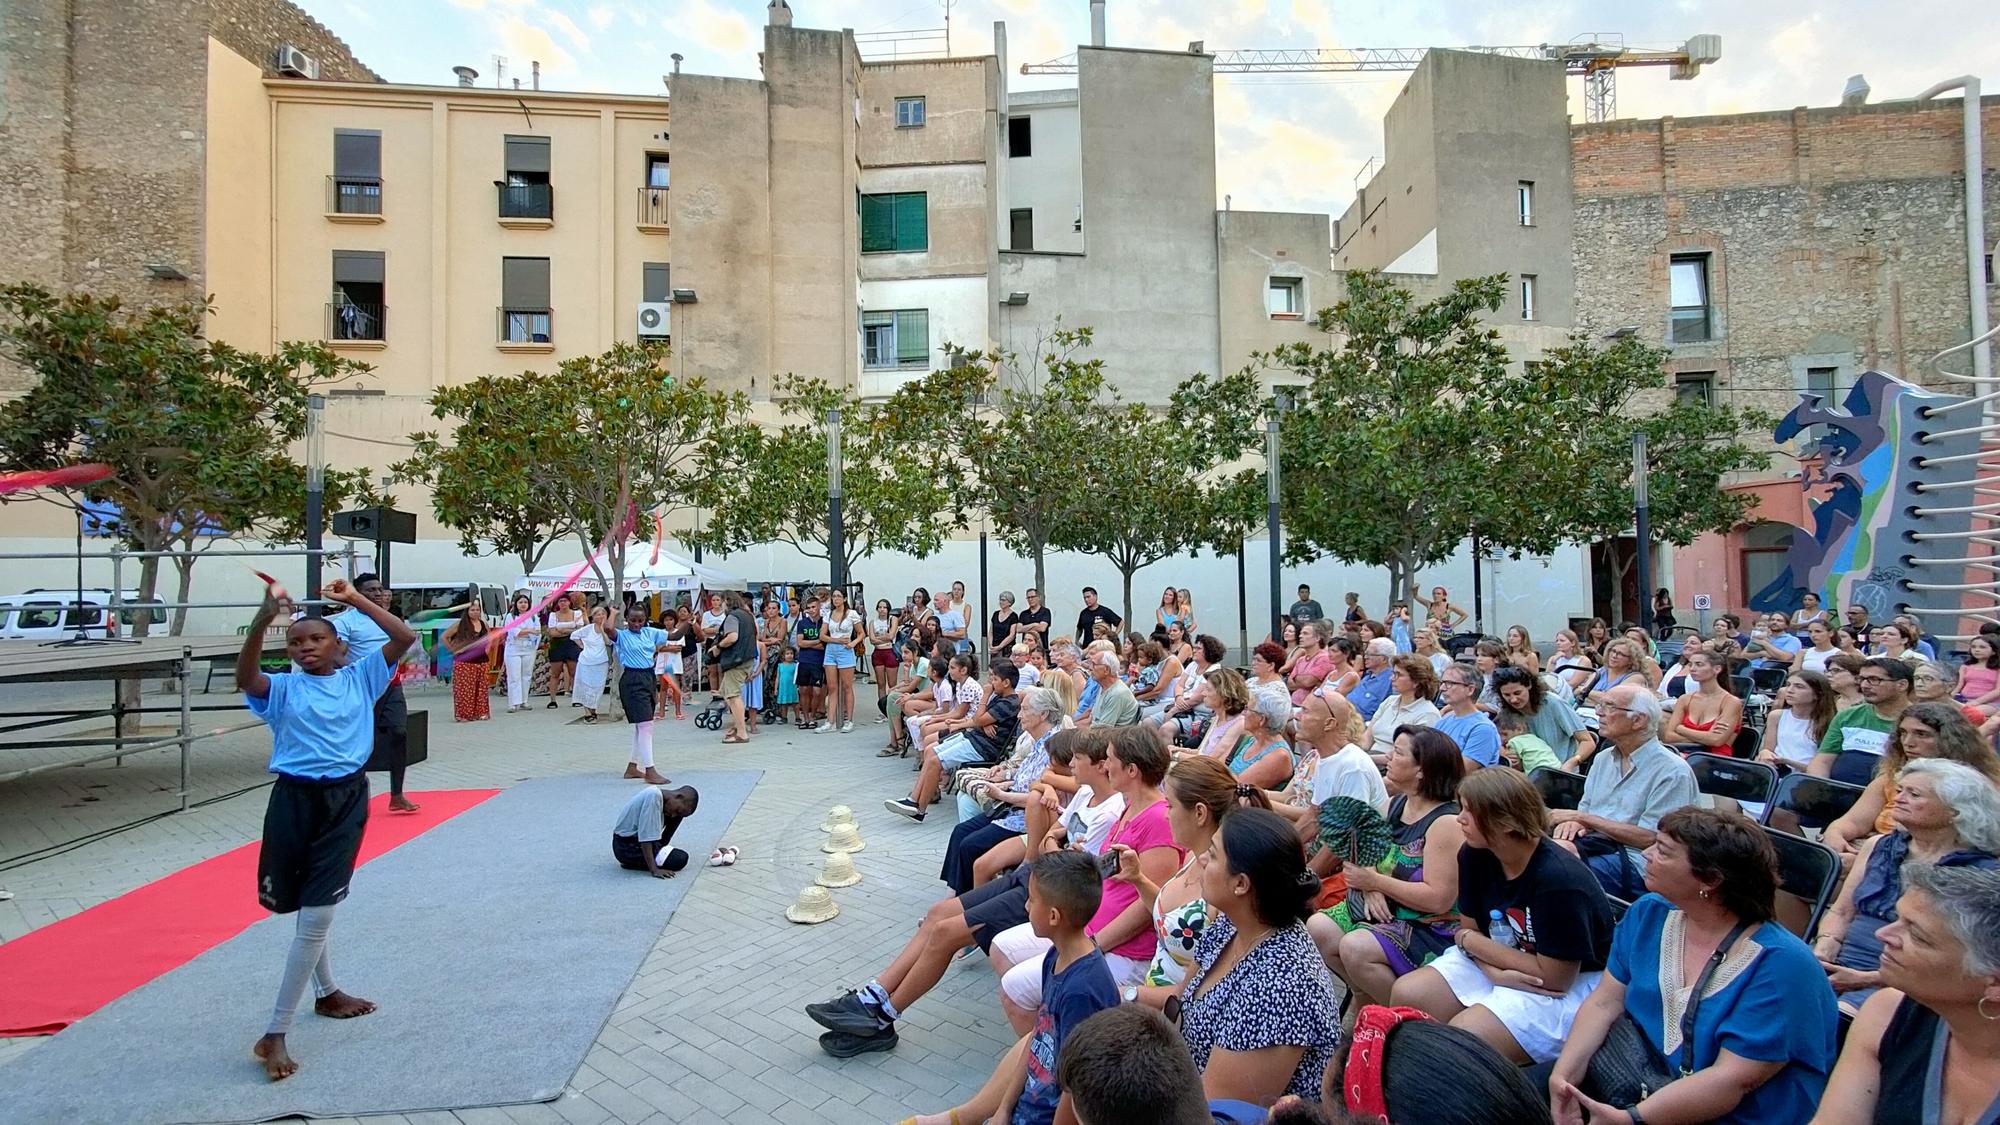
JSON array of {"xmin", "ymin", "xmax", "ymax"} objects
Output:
[
  {"xmin": 330, "ymin": 573, "xmax": 420, "ymax": 813},
  {"xmin": 237, "ymin": 578, "xmax": 416, "ymax": 1082}
]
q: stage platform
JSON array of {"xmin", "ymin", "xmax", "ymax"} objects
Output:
[{"xmin": 0, "ymin": 635, "xmax": 272, "ymax": 685}]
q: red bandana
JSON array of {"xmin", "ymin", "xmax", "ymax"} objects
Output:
[{"xmin": 1345, "ymin": 1005, "xmax": 1432, "ymax": 1120}]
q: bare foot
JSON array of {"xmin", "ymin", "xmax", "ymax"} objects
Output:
[
  {"xmin": 314, "ymin": 990, "xmax": 377, "ymax": 1019},
  {"xmin": 642, "ymin": 768, "xmax": 670, "ymax": 785},
  {"xmin": 388, "ymin": 796, "xmax": 420, "ymax": 813},
  {"xmin": 623, "ymin": 763, "xmax": 644, "ymax": 779},
  {"xmin": 252, "ymin": 1034, "xmax": 298, "ymax": 1081}
]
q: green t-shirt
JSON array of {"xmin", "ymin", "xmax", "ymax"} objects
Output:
[
  {"xmin": 1091, "ymin": 681, "xmax": 1140, "ymax": 727},
  {"xmin": 1815, "ymin": 704, "xmax": 1897, "ymax": 786},
  {"xmin": 1506, "ymin": 733, "xmax": 1562, "ymax": 775}
]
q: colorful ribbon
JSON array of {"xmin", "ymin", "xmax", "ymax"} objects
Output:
[
  {"xmin": 1345, "ymin": 1005, "xmax": 1432, "ymax": 1120},
  {"xmin": 0, "ymin": 463, "xmax": 115, "ymax": 494},
  {"xmin": 457, "ymin": 492, "xmax": 636, "ymax": 663}
]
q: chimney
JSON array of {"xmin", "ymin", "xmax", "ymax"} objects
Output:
[
  {"xmin": 1090, "ymin": 0, "xmax": 1105, "ymax": 47},
  {"xmin": 452, "ymin": 65, "xmax": 478, "ymax": 87},
  {"xmin": 767, "ymin": 0, "xmax": 792, "ymax": 28},
  {"xmin": 671, "ymin": 53, "xmax": 683, "ymax": 75},
  {"xmin": 1841, "ymin": 74, "xmax": 1870, "ymax": 106},
  {"xmin": 531, "ymin": 60, "xmax": 540, "ymax": 90}
]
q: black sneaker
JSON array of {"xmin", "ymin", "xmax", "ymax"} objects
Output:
[
  {"xmin": 819, "ymin": 1026, "xmax": 898, "ymax": 1058},
  {"xmin": 806, "ymin": 991, "xmax": 889, "ymax": 1036},
  {"xmin": 884, "ymin": 797, "xmax": 925, "ymax": 822}
]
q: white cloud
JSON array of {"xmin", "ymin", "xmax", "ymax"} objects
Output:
[
  {"xmin": 498, "ymin": 16, "xmax": 577, "ymax": 77},
  {"xmin": 588, "ymin": 4, "xmax": 615, "ymax": 31},
  {"xmin": 545, "ymin": 8, "xmax": 592, "ymax": 53},
  {"xmin": 675, "ymin": 0, "xmax": 759, "ymax": 59}
]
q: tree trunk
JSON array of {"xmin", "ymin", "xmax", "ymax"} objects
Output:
[
  {"xmin": 1120, "ymin": 569, "xmax": 1135, "ymax": 639},
  {"xmin": 1031, "ymin": 541, "xmax": 1047, "ymax": 608},
  {"xmin": 169, "ymin": 551, "xmax": 196, "ymax": 636}
]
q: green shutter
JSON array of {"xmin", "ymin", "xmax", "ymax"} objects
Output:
[
  {"xmin": 893, "ymin": 193, "xmax": 928, "ymax": 251},
  {"xmin": 860, "ymin": 194, "xmax": 895, "ymax": 252},
  {"xmin": 896, "ymin": 310, "xmax": 928, "ymax": 366}
]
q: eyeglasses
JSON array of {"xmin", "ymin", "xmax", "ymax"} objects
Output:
[
  {"xmin": 1856, "ymin": 675, "xmax": 1894, "ymax": 685},
  {"xmin": 1597, "ymin": 703, "xmax": 1637, "ymax": 716}
]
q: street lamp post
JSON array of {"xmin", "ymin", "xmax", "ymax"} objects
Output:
[
  {"xmin": 305, "ymin": 393, "xmax": 325, "ymax": 617},
  {"xmin": 1265, "ymin": 397, "xmax": 1285, "ymax": 646},
  {"xmin": 826, "ymin": 407, "xmax": 844, "ymax": 592},
  {"xmin": 1632, "ymin": 431, "xmax": 1652, "ymax": 630}
]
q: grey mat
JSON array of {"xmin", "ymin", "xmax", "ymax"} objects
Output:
[{"xmin": 0, "ymin": 770, "xmax": 759, "ymax": 1125}]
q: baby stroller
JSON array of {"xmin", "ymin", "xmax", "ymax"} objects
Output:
[{"xmin": 692, "ymin": 695, "xmax": 730, "ymax": 730}]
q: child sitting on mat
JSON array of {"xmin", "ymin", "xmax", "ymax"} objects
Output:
[
  {"xmin": 613, "ymin": 785, "xmax": 701, "ymax": 878},
  {"xmin": 237, "ymin": 577, "xmax": 417, "ymax": 1082}
]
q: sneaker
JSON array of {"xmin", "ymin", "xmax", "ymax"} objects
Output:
[
  {"xmin": 840, "ymin": 720, "xmax": 854, "ymax": 734},
  {"xmin": 816, "ymin": 720, "xmax": 834, "ymax": 733},
  {"xmin": 874, "ymin": 717, "xmax": 887, "ymax": 724},
  {"xmin": 884, "ymin": 797, "xmax": 925, "ymax": 822},
  {"xmin": 805, "ymin": 991, "xmax": 887, "ymax": 1036},
  {"xmin": 818, "ymin": 1026, "xmax": 898, "ymax": 1058}
]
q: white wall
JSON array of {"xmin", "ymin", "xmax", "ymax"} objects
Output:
[
  {"xmin": 1002, "ymin": 95, "xmax": 1083, "ymax": 253},
  {"xmin": 858, "ymin": 275, "xmax": 988, "ymax": 398}
]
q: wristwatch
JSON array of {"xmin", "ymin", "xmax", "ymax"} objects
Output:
[{"xmin": 1121, "ymin": 985, "xmax": 1139, "ymax": 1004}]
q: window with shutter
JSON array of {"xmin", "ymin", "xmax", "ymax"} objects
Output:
[
  {"xmin": 861, "ymin": 309, "xmax": 930, "ymax": 369},
  {"xmin": 895, "ymin": 310, "xmax": 928, "ymax": 367},
  {"xmin": 331, "ymin": 130, "xmax": 382, "ymax": 214},
  {"xmin": 329, "ymin": 251, "xmax": 385, "ymax": 340},
  {"xmin": 859, "ymin": 193, "xmax": 928, "ymax": 253},
  {"xmin": 501, "ymin": 135, "xmax": 552, "ymax": 219},
  {"xmin": 642, "ymin": 262, "xmax": 671, "ymax": 303},
  {"xmin": 892, "ymin": 193, "xmax": 927, "ymax": 251},
  {"xmin": 500, "ymin": 256, "xmax": 552, "ymax": 343}
]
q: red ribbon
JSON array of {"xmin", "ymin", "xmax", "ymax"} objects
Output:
[
  {"xmin": 0, "ymin": 463, "xmax": 115, "ymax": 494},
  {"xmin": 1345, "ymin": 1005, "xmax": 1432, "ymax": 1120},
  {"xmin": 459, "ymin": 493, "xmax": 637, "ymax": 662}
]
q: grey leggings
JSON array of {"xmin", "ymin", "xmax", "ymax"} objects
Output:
[{"xmin": 267, "ymin": 904, "xmax": 339, "ymax": 1035}]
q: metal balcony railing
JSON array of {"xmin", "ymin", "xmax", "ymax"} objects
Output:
[
  {"xmin": 497, "ymin": 181, "xmax": 554, "ymax": 220},
  {"xmin": 636, "ymin": 185, "xmax": 670, "ymax": 227},
  {"xmin": 326, "ymin": 301, "xmax": 386, "ymax": 341},
  {"xmin": 498, "ymin": 306, "xmax": 552, "ymax": 344},
  {"xmin": 327, "ymin": 176, "xmax": 383, "ymax": 215}
]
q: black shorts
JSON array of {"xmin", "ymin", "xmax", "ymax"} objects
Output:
[
  {"xmin": 795, "ymin": 663, "xmax": 826, "ymax": 688},
  {"xmin": 258, "ymin": 771, "xmax": 370, "ymax": 914},
  {"xmin": 612, "ymin": 833, "xmax": 689, "ymax": 872},
  {"xmin": 618, "ymin": 667, "xmax": 657, "ymax": 723},
  {"xmin": 960, "ymin": 862, "xmax": 1031, "ymax": 953}
]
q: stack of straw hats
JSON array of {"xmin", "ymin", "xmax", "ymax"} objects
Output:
[{"xmin": 787, "ymin": 804, "xmax": 869, "ymax": 924}]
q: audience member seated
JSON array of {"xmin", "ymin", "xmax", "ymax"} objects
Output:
[
  {"xmin": 1744, "ymin": 611, "xmax": 1803, "ymax": 672},
  {"xmin": 1662, "ymin": 646, "xmax": 1744, "ymax": 756},
  {"xmin": 1078, "ymin": 651, "xmax": 1141, "ymax": 729},
  {"xmin": 1549, "ymin": 808, "xmax": 1838, "ymax": 1125},
  {"xmin": 1286, "ymin": 622, "xmax": 1336, "ymax": 705},
  {"xmin": 1815, "ymin": 759, "xmax": 2000, "ymax": 1017},
  {"xmin": 1551, "ymin": 684, "xmax": 1698, "ymax": 900},
  {"xmin": 1190, "ymin": 668, "xmax": 1252, "ymax": 758},
  {"xmin": 1149, "ymin": 634, "xmax": 1224, "ymax": 732},
  {"xmin": 1318, "ymin": 634, "xmax": 1363, "ymax": 699},
  {"xmin": 1493, "ymin": 665, "xmax": 1592, "ymax": 769},
  {"xmin": 1348, "ymin": 639, "xmax": 1397, "ymax": 723},
  {"xmin": 1953, "ymin": 633, "xmax": 2000, "ymax": 709},
  {"xmin": 1495, "ymin": 708, "xmax": 1561, "ymax": 774},
  {"xmin": 1811, "ymin": 865, "xmax": 2000, "ymax": 1125},
  {"xmin": 1810, "ymin": 656, "xmax": 1913, "ymax": 787},
  {"xmin": 1756, "ymin": 670, "xmax": 1838, "ymax": 771},
  {"xmin": 940, "ymin": 688, "xmax": 1065, "ymax": 894},
  {"xmin": 1248, "ymin": 641, "xmax": 1288, "ymax": 695},
  {"xmin": 891, "ymin": 658, "xmax": 1017, "ymax": 823},
  {"xmin": 1176, "ymin": 806, "xmax": 1344, "ymax": 1103},
  {"xmin": 1583, "ymin": 639, "xmax": 1648, "ymax": 707},
  {"xmin": 1268, "ymin": 1006, "xmax": 1549, "ymax": 1125},
  {"xmin": 1366, "ymin": 655, "xmax": 1440, "ymax": 760},
  {"xmin": 1272, "ymin": 688, "xmax": 1381, "ymax": 828},
  {"xmin": 1133, "ymin": 641, "xmax": 1180, "ymax": 714},
  {"xmin": 1054, "ymin": 1005, "xmax": 1215, "ymax": 1125},
  {"xmin": 1913, "ymin": 657, "xmax": 1992, "ymax": 729},
  {"xmin": 1392, "ymin": 768, "xmax": 1615, "ymax": 1065},
  {"xmin": 1821, "ymin": 701, "xmax": 1999, "ymax": 858},
  {"xmin": 1220, "ymin": 685, "xmax": 1296, "ymax": 791},
  {"xmin": 1413, "ymin": 626, "xmax": 1453, "ymax": 681},
  {"xmin": 1309, "ymin": 727, "xmax": 1467, "ymax": 1006},
  {"xmin": 1434, "ymin": 664, "xmax": 1503, "ymax": 768}
]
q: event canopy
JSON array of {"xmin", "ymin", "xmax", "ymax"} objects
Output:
[{"xmin": 520, "ymin": 548, "xmax": 743, "ymax": 596}]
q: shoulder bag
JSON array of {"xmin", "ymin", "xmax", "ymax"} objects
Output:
[{"xmin": 1583, "ymin": 920, "xmax": 1750, "ymax": 1108}]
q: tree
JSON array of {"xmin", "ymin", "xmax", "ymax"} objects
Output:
[
  {"xmin": 0, "ymin": 286, "xmax": 374, "ymax": 636},
  {"xmin": 396, "ymin": 379, "xmax": 581, "ymax": 575},
  {"xmin": 403, "ymin": 343, "xmax": 748, "ymax": 600},
  {"xmin": 1061, "ymin": 370, "xmax": 1265, "ymax": 620},
  {"xmin": 690, "ymin": 369, "xmax": 977, "ymax": 580}
]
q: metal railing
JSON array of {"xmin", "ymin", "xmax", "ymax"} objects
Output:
[
  {"xmin": 326, "ymin": 300, "xmax": 386, "ymax": 341},
  {"xmin": 327, "ymin": 175, "xmax": 383, "ymax": 215},
  {"xmin": 497, "ymin": 181, "xmax": 554, "ymax": 219},
  {"xmin": 636, "ymin": 185, "xmax": 670, "ymax": 227},
  {"xmin": 498, "ymin": 306, "xmax": 553, "ymax": 344}
]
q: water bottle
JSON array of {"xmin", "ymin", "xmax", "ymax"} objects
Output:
[{"xmin": 1487, "ymin": 909, "xmax": 1520, "ymax": 951}]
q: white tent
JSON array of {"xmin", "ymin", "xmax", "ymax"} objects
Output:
[{"xmin": 519, "ymin": 548, "xmax": 743, "ymax": 596}]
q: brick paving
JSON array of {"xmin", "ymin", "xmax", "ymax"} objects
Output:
[{"xmin": 0, "ymin": 678, "xmax": 1009, "ymax": 1123}]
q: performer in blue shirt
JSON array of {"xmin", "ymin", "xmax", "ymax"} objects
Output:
[
  {"xmin": 615, "ymin": 602, "xmax": 676, "ymax": 785},
  {"xmin": 237, "ymin": 577, "xmax": 416, "ymax": 1083},
  {"xmin": 329, "ymin": 573, "xmax": 420, "ymax": 813}
]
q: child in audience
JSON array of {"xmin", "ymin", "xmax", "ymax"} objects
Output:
[
  {"xmin": 1495, "ymin": 708, "xmax": 1560, "ymax": 774},
  {"xmin": 774, "ymin": 645, "xmax": 799, "ymax": 726}
]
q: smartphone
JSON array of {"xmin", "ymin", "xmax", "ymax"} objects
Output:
[{"xmin": 1097, "ymin": 851, "xmax": 1122, "ymax": 878}]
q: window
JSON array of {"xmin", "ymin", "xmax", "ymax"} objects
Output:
[
  {"xmin": 1009, "ymin": 208, "xmax": 1034, "ymax": 251},
  {"xmin": 1670, "ymin": 254, "xmax": 1712, "ymax": 342},
  {"xmin": 331, "ymin": 129, "xmax": 381, "ymax": 214},
  {"xmin": 1008, "ymin": 116, "xmax": 1032, "ymax": 158},
  {"xmin": 1675, "ymin": 371, "xmax": 1715, "ymax": 407},
  {"xmin": 1517, "ymin": 180, "xmax": 1534, "ymax": 226},
  {"xmin": 500, "ymin": 135, "xmax": 552, "ymax": 219},
  {"xmin": 859, "ymin": 192, "xmax": 928, "ymax": 253},
  {"xmin": 642, "ymin": 262, "xmax": 671, "ymax": 304},
  {"xmin": 1520, "ymin": 274, "xmax": 1537, "ymax": 321},
  {"xmin": 895, "ymin": 97, "xmax": 925, "ymax": 128},
  {"xmin": 329, "ymin": 251, "xmax": 385, "ymax": 341},
  {"xmin": 1267, "ymin": 277, "xmax": 1303, "ymax": 318},
  {"xmin": 861, "ymin": 309, "xmax": 930, "ymax": 369},
  {"xmin": 1741, "ymin": 521, "xmax": 1791, "ymax": 608},
  {"xmin": 500, "ymin": 256, "xmax": 551, "ymax": 343},
  {"xmin": 646, "ymin": 154, "xmax": 670, "ymax": 189},
  {"xmin": 1802, "ymin": 365, "xmax": 1852, "ymax": 449}
]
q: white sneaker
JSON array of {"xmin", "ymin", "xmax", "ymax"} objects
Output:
[
  {"xmin": 817, "ymin": 720, "xmax": 834, "ymax": 732},
  {"xmin": 841, "ymin": 721, "xmax": 854, "ymax": 734}
]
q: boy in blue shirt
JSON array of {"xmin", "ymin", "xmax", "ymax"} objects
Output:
[{"xmin": 237, "ymin": 577, "xmax": 416, "ymax": 1082}]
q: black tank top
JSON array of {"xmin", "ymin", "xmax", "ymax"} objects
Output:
[{"xmin": 1875, "ymin": 994, "xmax": 2000, "ymax": 1125}]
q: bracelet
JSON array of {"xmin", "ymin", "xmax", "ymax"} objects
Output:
[{"xmin": 1628, "ymin": 1106, "xmax": 1645, "ymax": 1125}]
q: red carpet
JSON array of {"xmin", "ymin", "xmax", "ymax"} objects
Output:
[{"xmin": 0, "ymin": 788, "xmax": 498, "ymax": 1037}]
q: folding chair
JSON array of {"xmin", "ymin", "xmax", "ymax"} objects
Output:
[
  {"xmin": 1688, "ymin": 752, "xmax": 1779, "ymax": 807},
  {"xmin": 1762, "ymin": 825, "xmax": 1842, "ymax": 941},
  {"xmin": 1529, "ymin": 766, "xmax": 1588, "ymax": 812},
  {"xmin": 1761, "ymin": 773, "xmax": 1868, "ymax": 834},
  {"xmin": 1749, "ymin": 666, "xmax": 1789, "ymax": 695},
  {"xmin": 1729, "ymin": 725, "xmax": 1763, "ymax": 761}
]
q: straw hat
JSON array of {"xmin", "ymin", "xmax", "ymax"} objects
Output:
[
  {"xmin": 785, "ymin": 885, "xmax": 840, "ymax": 924},
  {"xmin": 816, "ymin": 851, "xmax": 862, "ymax": 888},
  {"xmin": 822, "ymin": 823, "xmax": 866, "ymax": 853},
  {"xmin": 819, "ymin": 805, "xmax": 856, "ymax": 833}
]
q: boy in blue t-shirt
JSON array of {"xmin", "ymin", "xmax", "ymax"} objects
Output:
[
  {"xmin": 1002, "ymin": 850, "xmax": 1121, "ymax": 1125},
  {"xmin": 238, "ymin": 577, "xmax": 416, "ymax": 1082}
]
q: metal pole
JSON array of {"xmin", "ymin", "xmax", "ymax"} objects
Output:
[
  {"xmin": 979, "ymin": 520, "xmax": 990, "ymax": 657},
  {"xmin": 1471, "ymin": 535, "xmax": 1485, "ymax": 636},
  {"xmin": 178, "ymin": 647, "xmax": 193, "ymax": 812},
  {"xmin": 305, "ymin": 393, "xmax": 326, "ymax": 616},
  {"xmin": 1916, "ymin": 77, "xmax": 1992, "ymax": 413},
  {"xmin": 1236, "ymin": 540, "xmax": 1249, "ymax": 665},
  {"xmin": 826, "ymin": 408, "xmax": 845, "ymax": 591},
  {"xmin": 1265, "ymin": 417, "xmax": 1282, "ymax": 645},
  {"xmin": 1633, "ymin": 431, "xmax": 1653, "ymax": 634}
]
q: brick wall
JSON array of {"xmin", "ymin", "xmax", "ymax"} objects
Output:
[{"xmin": 208, "ymin": 0, "xmax": 378, "ymax": 82}]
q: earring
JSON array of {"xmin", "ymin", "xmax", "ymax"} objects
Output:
[
  {"xmin": 1981, "ymin": 997, "xmax": 1999, "ymax": 1022},
  {"xmin": 1698, "ymin": 888, "xmax": 1710, "ymax": 900}
]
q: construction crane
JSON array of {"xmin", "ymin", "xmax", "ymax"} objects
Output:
[{"xmin": 1020, "ymin": 33, "xmax": 1723, "ymax": 122}]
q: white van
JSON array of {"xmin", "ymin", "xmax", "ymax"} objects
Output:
[{"xmin": 0, "ymin": 589, "xmax": 168, "ymax": 642}]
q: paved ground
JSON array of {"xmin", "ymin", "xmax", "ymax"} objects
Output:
[{"xmin": 0, "ymin": 676, "xmax": 1010, "ymax": 1124}]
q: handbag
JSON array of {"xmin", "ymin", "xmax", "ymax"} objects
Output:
[{"xmin": 1583, "ymin": 920, "xmax": 1750, "ymax": 1108}]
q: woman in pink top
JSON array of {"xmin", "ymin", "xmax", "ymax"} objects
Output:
[
  {"xmin": 1286, "ymin": 622, "xmax": 1335, "ymax": 706},
  {"xmin": 989, "ymin": 726, "xmax": 1183, "ymax": 1033}
]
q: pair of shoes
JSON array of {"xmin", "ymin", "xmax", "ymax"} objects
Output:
[
  {"xmin": 884, "ymin": 797, "xmax": 925, "ymax": 822},
  {"xmin": 816, "ymin": 721, "xmax": 834, "ymax": 733},
  {"xmin": 818, "ymin": 1026, "xmax": 897, "ymax": 1058},
  {"xmin": 840, "ymin": 720, "xmax": 855, "ymax": 734},
  {"xmin": 806, "ymin": 991, "xmax": 890, "ymax": 1037}
]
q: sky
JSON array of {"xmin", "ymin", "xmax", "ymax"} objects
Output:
[{"xmin": 305, "ymin": 0, "xmax": 1996, "ymax": 218}]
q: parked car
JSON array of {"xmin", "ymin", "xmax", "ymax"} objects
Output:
[{"xmin": 0, "ymin": 589, "xmax": 167, "ymax": 641}]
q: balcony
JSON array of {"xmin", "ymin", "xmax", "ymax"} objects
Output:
[
  {"xmin": 497, "ymin": 306, "xmax": 553, "ymax": 351},
  {"xmin": 326, "ymin": 176, "xmax": 383, "ymax": 222},
  {"xmin": 325, "ymin": 301, "xmax": 386, "ymax": 347},
  {"xmin": 496, "ymin": 182, "xmax": 553, "ymax": 227},
  {"xmin": 636, "ymin": 186, "xmax": 670, "ymax": 231}
]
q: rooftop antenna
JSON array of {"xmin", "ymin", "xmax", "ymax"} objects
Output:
[
  {"xmin": 942, "ymin": 0, "xmax": 956, "ymax": 54},
  {"xmin": 493, "ymin": 54, "xmax": 507, "ymax": 88}
]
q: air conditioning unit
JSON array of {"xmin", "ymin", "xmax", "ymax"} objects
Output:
[
  {"xmin": 636, "ymin": 302, "xmax": 671, "ymax": 338},
  {"xmin": 274, "ymin": 44, "xmax": 320, "ymax": 79}
]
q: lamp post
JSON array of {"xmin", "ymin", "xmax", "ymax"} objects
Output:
[
  {"xmin": 1632, "ymin": 431, "xmax": 1652, "ymax": 630},
  {"xmin": 1265, "ymin": 391, "xmax": 1289, "ymax": 645},
  {"xmin": 305, "ymin": 393, "xmax": 325, "ymax": 617},
  {"xmin": 826, "ymin": 407, "xmax": 844, "ymax": 592}
]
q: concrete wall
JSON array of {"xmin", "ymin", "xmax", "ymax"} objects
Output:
[
  {"xmin": 666, "ymin": 74, "xmax": 772, "ymax": 393},
  {"xmin": 762, "ymin": 25, "xmax": 860, "ymax": 390},
  {"xmin": 1003, "ymin": 91, "xmax": 1084, "ymax": 253},
  {"xmin": 203, "ymin": 38, "xmax": 274, "ymax": 350},
  {"xmin": 1217, "ymin": 210, "xmax": 1336, "ymax": 378},
  {"xmin": 857, "ymin": 275, "xmax": 986, "ymax": 398},
  {"xmin": 1334, "ymin": 57, "xmax": 1437, "ymax": 276}
]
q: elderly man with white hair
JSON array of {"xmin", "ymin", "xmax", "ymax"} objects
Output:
[
  {"xmin": 1076, "ymin": 650, "xmax": 1139, "ymax": 728},
  {"xmin": 1550, "ymin": 682, "xmax": 1698, "ymax": 899},
  {"xmin": 1347, "ymin": 636, "xmax": 1399, "ymax": 722}
]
